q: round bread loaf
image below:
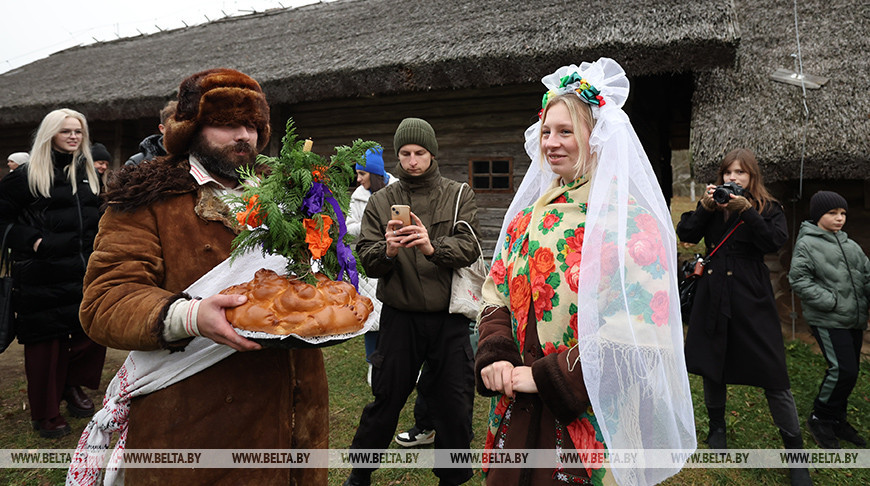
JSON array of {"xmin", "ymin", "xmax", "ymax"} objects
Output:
[{"xmin": 221, "ymin": 269, "xmax": 372, "ymax": 337}]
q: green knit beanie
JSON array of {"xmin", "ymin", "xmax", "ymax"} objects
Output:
[{"xmin": 393, "ymin": 118, "xmax": 438, "ymax": 157}]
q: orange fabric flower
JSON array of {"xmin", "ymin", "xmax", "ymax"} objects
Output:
[
  {"xmin": 236, "ymin": 194, "xmax": 265, "ymax": 227},
  {"xmin": 311, "ymin": 165, "xmax": 329, "ymax": 182},
  {"xmin": 303, "ymin": 214, "xmax": 334, "ymax": 260}
]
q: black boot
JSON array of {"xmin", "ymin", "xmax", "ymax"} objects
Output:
[
  {"xmin": 706, "ymin": 406, "xmax": 727, "ymax": 449},
  {"xmin": 781, "ymin": 431, "xmax": 813, "ymax": 486},
  {"xmin": 807, "ymin": 414, "xmax": 840, "ymax": 449},
  {"xmin": 342, "ymin": 469, "xmax": 372, "ymax": 486},
  {"xmin": 833, "ymin": 419, "xmax": 867, "ymax": 447}
]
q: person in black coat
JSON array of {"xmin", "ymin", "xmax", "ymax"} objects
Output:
[
  {"xmin": 677, "ymin": 148, "xmax": 811, "ymax": 486},
  {"xmin": 124, "ymin": 100, "xmax": 175, "ymax": 167},
  {"xmin": 0, "ymin": 109, "xmax": 106, "ymax": 438}
]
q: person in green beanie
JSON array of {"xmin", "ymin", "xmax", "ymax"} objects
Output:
[{"xmin": 344, "ymin": 118, "xmax": 480, "ymax": 486}]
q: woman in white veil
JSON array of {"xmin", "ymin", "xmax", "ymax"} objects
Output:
[{"xmin": 475, "ymin": 58, "xmax": 695, "ymax": 486}]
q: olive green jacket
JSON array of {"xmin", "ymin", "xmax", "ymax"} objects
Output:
[{"xmin": 356, "ymin": 159, "xmax": 481, "ymax": 312}]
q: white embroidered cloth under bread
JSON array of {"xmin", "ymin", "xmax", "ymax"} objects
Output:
[
  {"xmin": 497, "ymin": 57, "xmax": 696, "ymax": 486},
  {"xmin": 65, "ymin": 250, "xmax": 288, "ymax": 486}
]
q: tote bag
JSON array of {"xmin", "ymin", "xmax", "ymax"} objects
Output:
[{"xmin": 449, "ymin": 184, "xmax": 487, "ymax": 320}]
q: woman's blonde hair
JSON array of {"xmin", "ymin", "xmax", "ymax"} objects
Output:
[
  {"xmin": 28, "ymin": 108, "xmax": 98, "ymax": 198},
  {"xmin": 717, "ymin": 148, "xmax": 777, "ymax": 211},
  {"xmin": 539, "ymin": 93, "xmax": 597, "ymax": 181}
]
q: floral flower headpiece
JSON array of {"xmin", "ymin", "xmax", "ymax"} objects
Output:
[
  {"xmin": 227, "ymin": 119, "xmax": 377, "ymax": 288},
  {"xmin": 538, "ymin": 72, "xmax": 605, "ymax": 119}
]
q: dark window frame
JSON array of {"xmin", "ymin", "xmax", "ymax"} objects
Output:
[{"xmin": 468, "ymin": 157, "xmax": 514, "ymax": 193}]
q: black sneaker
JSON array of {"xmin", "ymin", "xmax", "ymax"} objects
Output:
[
  {"xmin": 807, "ymin": 415, "xmax": 840, "ymax": 449},
  {"xmin": 395, "ymin": 426, "xmax": 435, "ymax": 447},
  {"xmin": 706, "ymin": 427, "xmax": 727, "ymax": 450},
  {"xmin": 833, "ymin": 420, "xmax": 867, "ymax": 447},
  {"xmin": 342, "ymin": 469, "xmax": 372, "ymax": 486}
]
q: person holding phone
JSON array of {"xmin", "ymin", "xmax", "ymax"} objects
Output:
[{"xmin": 344, "ymin": 118, "xmax": 481, "ymax": 486}]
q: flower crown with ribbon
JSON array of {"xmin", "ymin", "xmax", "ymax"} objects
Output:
[
  {"xmin": 538, "ymin": 72, "xmax": 605, "ymax": 118},
  {"xmin": 227, "ymin": 119, "xmax": 377, "ymax": 289}
]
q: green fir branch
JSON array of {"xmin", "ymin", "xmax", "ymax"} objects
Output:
[{"xmin": 224, "ymin": 118, "xmax": 375, "ymax": 283}]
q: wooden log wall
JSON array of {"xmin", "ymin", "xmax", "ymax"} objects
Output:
[{"xmin": 281, "ymin": 83, "xmax": 544, "ymax": 259}]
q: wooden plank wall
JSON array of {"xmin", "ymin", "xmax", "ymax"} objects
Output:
[{"xmin": 280, "ymin": 83, "xmax": 543, "ymax": 259}]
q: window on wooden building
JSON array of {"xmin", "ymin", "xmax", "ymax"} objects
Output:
[{"xmin": 469, "ymin": 158, "xmax": 513, "ymax": 193}]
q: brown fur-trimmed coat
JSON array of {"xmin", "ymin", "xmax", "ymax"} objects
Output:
[{"xmin": 80, "ymin": 157, "xmax": 328, "ymax": 485}]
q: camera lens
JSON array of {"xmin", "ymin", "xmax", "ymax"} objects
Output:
[{"xmin": 712, "ymin": 187, "xmax": 731, "ymax": 204}]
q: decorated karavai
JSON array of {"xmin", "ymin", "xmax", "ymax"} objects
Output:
[{"xmin": 226, "ymin": 119, "xmax": 377, "ymax": 286}]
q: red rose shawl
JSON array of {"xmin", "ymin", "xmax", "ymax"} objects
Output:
[
  {"xmin": 487, "ymin": 58, "xmax": 696, "ymax": 486},
  {"xmin": 481, "ymin": 177, "xmax": 613, "ymax": 484}
]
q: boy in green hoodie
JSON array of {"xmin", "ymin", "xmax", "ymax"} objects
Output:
[{"xmin": 789, "ymin": 190, "xmax": 870, "ymax": 449}]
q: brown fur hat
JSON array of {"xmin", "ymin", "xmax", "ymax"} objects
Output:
[{"xmin": 163, "ymin": 68, "xmax": 271, "ymax": 155}]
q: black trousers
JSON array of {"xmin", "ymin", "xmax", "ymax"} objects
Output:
[
  {"xmin": 810, "ymin": 326, "xmax": 864, "ymax": 421},
  {"xmin": 350, "ymin": 305, "xmax": 475, "ymax": 484},
  {"xmin": 414, "ymin": 321, "xmax": 478, "ymax": 431}
]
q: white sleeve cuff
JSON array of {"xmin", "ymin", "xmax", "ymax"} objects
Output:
[{"xmin": 162, "ymin": 298, "xmax": 202, "ymax": 342}]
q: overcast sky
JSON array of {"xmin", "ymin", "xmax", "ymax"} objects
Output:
[{"xmin": 1, "ymin": 0, "xmax": 319, "ymax": 74}]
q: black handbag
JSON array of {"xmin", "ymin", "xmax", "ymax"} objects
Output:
[
  {"xmin": 678, "ymin": 220, "xmax": 744, "ymax": 323},
  {"xmin": 679, "ymin": 256, "xmax": 703, "ymax": 323},
  {"xmin": 0, "ymin": 224, "xmax": 16, "ymax": 353}
]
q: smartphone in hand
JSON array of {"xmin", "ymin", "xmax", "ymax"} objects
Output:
[{"xmin": 391, "ymin": 205, "xmax": 411, "ymax": 226}]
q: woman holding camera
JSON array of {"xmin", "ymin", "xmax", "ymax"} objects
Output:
[{"xmin": 677, "ymin": 149, "xmax": 810, "ymax": 485}]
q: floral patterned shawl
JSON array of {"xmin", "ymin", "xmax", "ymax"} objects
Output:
[{"xmin": 481, "ymin": 176, "xmax": 612, "ymax": 485}]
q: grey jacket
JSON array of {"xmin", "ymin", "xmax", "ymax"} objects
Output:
[
  {"xmin": 356, "ymin": 159, "xmax": 480, "ymax": 312},
  {"xmin": 789, "ymin": 221, "xmax": 870, "ymax": 329}
]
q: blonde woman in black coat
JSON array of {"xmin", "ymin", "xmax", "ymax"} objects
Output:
[
  {"xmin": 0, "ymin": 109, "xmax": 105, "ymax": 438},
  {"xmin": 677, "ymin": 148, "xmax": 810, "ymax": 486}
]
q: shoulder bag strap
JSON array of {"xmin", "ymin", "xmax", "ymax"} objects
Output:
[
  {"xmin": 1, "ymin": 224, "xmax": 13, "ymax": 275},
  {"xmin": 453, "ymin": 182, "xmax": 465, "ymax": 229},
  {"xmin": 452, "ymin": 183, "xmax": 484, "ymax": 260},
  {"xmin": 706, "ymin": 220, "xmax": 744, "ymax": 261}
]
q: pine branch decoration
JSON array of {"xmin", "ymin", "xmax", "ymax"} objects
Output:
[{"xmin": 225, "ymin": 118, "xmax": 377, "ymax": 286}]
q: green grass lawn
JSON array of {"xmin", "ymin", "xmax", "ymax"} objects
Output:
[
  {"xmin": 2, "ymin": 336, "xmax": 868, "ymax": 485},
  {"xmin": 1, "ymin": 196, "xmax": 867, "ymax": 485}
]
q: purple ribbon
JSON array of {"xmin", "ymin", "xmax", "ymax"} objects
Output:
[
  {"xmin": 303, "ymin": 181, "xmax": 359, "ymax": 289},
  {"xmin": 302, "ymin": 181, "xmax": 327, "ymax": 216}
]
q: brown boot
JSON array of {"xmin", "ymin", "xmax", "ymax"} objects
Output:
[
  {"xmin": 63, "ymin": 386, "xmax": 95, "ymax": 418},
  {"xmin": 31, "ymin": 416, "xmax": 71, "ymax": 439}
]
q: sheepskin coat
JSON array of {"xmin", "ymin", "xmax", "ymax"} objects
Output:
[{"xmin": 80, "ymin": 157, "xmax": 329, "ymax": 485}]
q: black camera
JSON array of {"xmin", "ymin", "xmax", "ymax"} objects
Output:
[{"xmin": 712, "ymin": 182, "xmax": 747, "ymax": 204}]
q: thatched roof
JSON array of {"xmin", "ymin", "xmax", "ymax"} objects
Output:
[
  {"xmin": 691, "ymin": 0, "xmax": 870, "ymax": 183},
  {"xmin": 0, "ymin": 0, "xmax": 737, "ymax": 125}
]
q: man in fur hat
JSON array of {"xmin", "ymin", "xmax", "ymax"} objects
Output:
[{"xmin": 79, "ymin": 69, "xmax": 328, "ymax": 484}]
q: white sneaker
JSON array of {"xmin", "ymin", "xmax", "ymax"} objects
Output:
[{"xmin": 394, "ymin": 426, "xmax": 435, "ymax": 447}]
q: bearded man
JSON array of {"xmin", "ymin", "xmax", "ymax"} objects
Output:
[{"xmin": 79, "ymin": 69, "xmax": 328, "ymax": 485}]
